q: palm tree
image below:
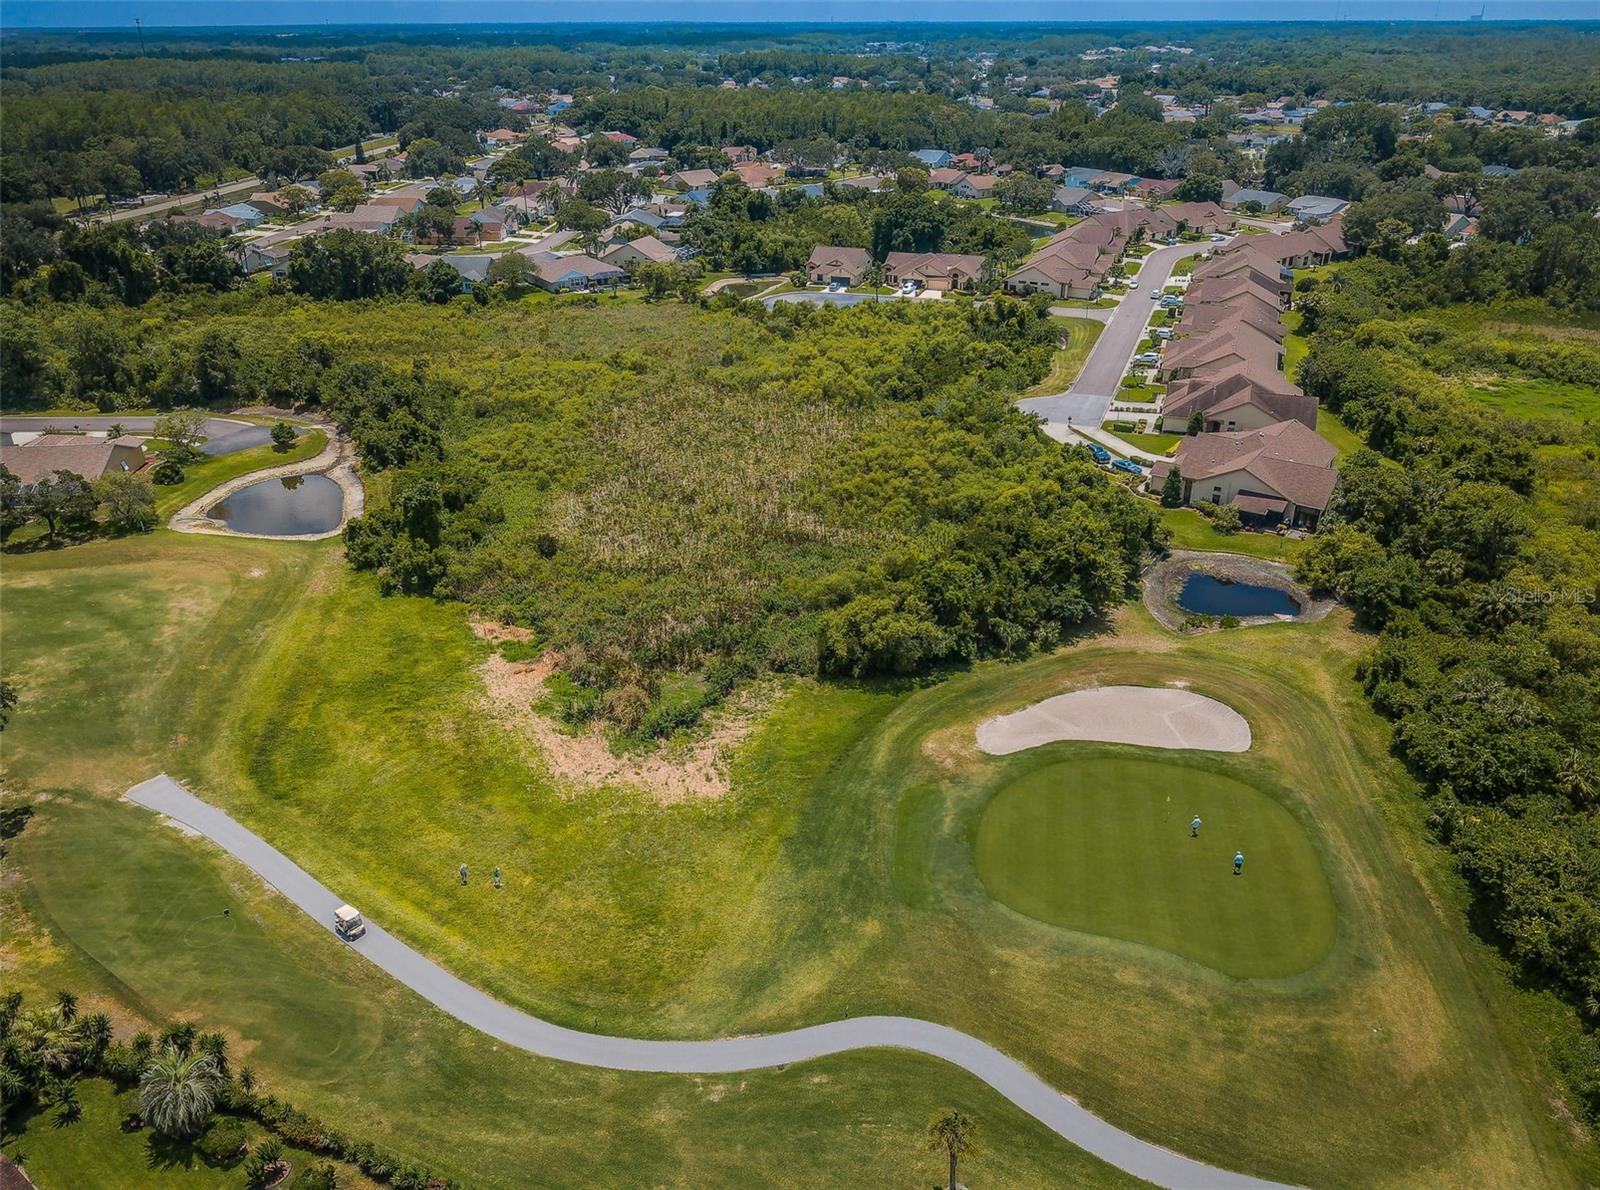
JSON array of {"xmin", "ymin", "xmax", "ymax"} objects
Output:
[
  {"xmin": 139, "ymin": 1047, "xmax": 221, "ymax": 1138},
  {"xmin": 54, "ymin": 991, "xmax": 77, "ymax": 1023},
  {"xmin": 926, "ymin": 1109, "xmax": 976, "ymax": 1190},
  {"xmin": 866, "ymin": 260, "xmax": 885, "ymax": 301},
  {"xmin": 197, "ymin": 1032, "xmax": 230, "ymax": 1079}
]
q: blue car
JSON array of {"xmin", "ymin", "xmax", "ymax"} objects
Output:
[
  {"xmin": 1110, "ymin": 457, "xmax": 1144, "ymax": 476},
  {"xmin": 1084, "ymin": 443, "xmax": 1111, "ymax": 464}
]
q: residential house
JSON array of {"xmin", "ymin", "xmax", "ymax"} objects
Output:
[
  {"xmin": 628, "ymin": 146, "xmax": 670, "ymax": 164},
  {"xmin": 1050, "ymin": 186, "xmax": 1102, "ymax": 215},
  {"xmin": 721, "ymin": 145, "xmax": 759, "ymax": 164},
  {"xmin": 883, "ymin": 251, "xmax": 989, "ymax": 292},
  {"xmin": 836, "ymin": 174, "xmax": 888, "ymax": 193},
  {"xmin": 1160, "ymin": 373, "xmax": 1318, "ymax": 435},
  {"xmin": 1159, "ymin": 324, "xmax": 1286, "ymax": 383},
  {"xmin": 0, "ymin": 434, "xmax": 148, "ymax": 485},
  {"xmin": 912, "ymin": 149, "xmax": 952, "ymax": 169},
  {"xmin": 601, "ymin": 234, "xmax": 678, "ymax": 269},
  {"xmin": 1165, "ymin": 201, "xmax": 1235, "ymax": 233},
  {"xmin": 601, "ymin": 131, "xmax": 638, "ymax": 145},
  {"xmin": 1147, "ymin": 420, "xmax": 1337, "ymax": 530},
  {"xmin": 238, "ymin": 243, "xmax": 292, "ymax": 276},
  {"xmin": 806, "ymin": 245, "xmax": 873, "ymax": 287},
  {"xmin": 1061, "ymin": 166, "xmax": 1104, "ymax": 188},
  {"xmin": 209, "ymin": 202, "xmax": 266, "ymax": 229},
  {"xmin": 732, "ymin": 162, "xmax": 785, "ymax": 188},
  {"xmin": 1132, "ymin": 177, "xmax": 1182, "ymax": 200},
  {"xmin": 1285, "ymin": 195, "xmax": 1349, "ymax": 223},
  {"xmin": 1222, "ymin": 188, "xmax": 1287, "ymax": 212},
  {"xmin": 524, "ymin": 252, "xmax": 628, "ymax": 292},
  {"xmin": 668, "ymin": 168, "xmax": 721, "ymax": 190},
  {"xmin": 405, "ymin": 253, "xmax": 495, "ymax": 292},
  {"xmin": 928, "ymin": 168, "xmax": 966, "ymax": 191},
  {"xmin": 1089, "ymin": 170, "xmax": 1139, "ymax": 194},
  {"xmin": 952, "ymin": 173, "xmax": 1000, "ymax": 200},
  {"xmin": 483, "ymin": 129, "xmax": 523, "ymax": 148}
]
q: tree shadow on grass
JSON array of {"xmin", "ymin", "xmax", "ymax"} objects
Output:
[{"xmin": 145, "ymin": 1130, "xmax": 202, "ymax": 1173}]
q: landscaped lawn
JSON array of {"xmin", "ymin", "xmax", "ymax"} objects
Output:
[
  {"xmin": 1315, "ymin": 410, "xmax": 1365, "ymax": 464},
  {"xmin": 1159, "ymin": 507, "xmax": 1308, "ymax": 562},
  {"xmin": 1282, "ymin": 308, "xmax": 1309, "ymax": 382},
  {"xmin": 2, "ymin": 533, "xmax": 1589, "ymax": 1188},
  {"xmin": 1020, "ymin": 316, "xmax": 1103, "ymax": 396},
  {"xmin": 975, "ymin": 756, "xmax": 1337, "ymax": 977},
  {"xmin": 2, "ymin": 1078, "xmax": 368, "ymax": 1190},
  {"xmin": 1112, "ymin": 430, "xmax": 1181, "ymax": 455}
]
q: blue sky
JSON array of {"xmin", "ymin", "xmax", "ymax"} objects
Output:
[{"xmin": 3, "ymin": 1, "xmax": 1596, "ymax": 28}]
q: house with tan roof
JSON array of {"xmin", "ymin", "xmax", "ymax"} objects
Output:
[
  {"xmin": 807, "ymin": 245, "xmax": 873, "ymax": 287},
  {"xmin": 1165, "ymin": 201, "xmax": 1235, "ymax": 233},
  {"xmin": 883, "ymin": 251, "xmax": 989, "ymax": 292},
  {"xmin": 600, "ymin": 234, "xmax": 678, "ymax": 269},
  {"xmin": 1148, "ymin": 420, "xmax": 1337, "ymax": 529},
  {"xmin": 733, "ymin": 162, "xmax": 786, "ymax": 188},
  {"xmin": 668, "ymin": 168, "xmax": 721, "ymax": 191},
  {"xmin": 928, "ymin": 168, "xmax": 966, "ymax": 190},
  {"xmin": 1159, "ymin": 325, "xmax": 1286, "ymax": 383},
  {"xmin": 0, "ymin": 434, "xmax": 148, "ymax": 486},
  {"xmin": 1160, "ymin": 372, "xmax": 1318, "ymax": 434},
  {"xmin": 952, "ymin": 173, "xmax": 1000, "ymax": 199}
]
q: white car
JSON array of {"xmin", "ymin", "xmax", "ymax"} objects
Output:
[
  {"xmin": 899, "ymin": 282, "xmax": 917, "ymax": 296},
  {"xmin": 1133, "ymin": 352, "xmax": 1161, "ymax": 365},
  {"xmin": 1126, "ymin": 280, "xmax": 1139, "ymax": 289},
  {"xmin": 826, "ymin": 281, "xmax": 844, "ymax": 293},
  {"xmin": 1210, "ymin": 233, "xmax": 1229, "ymax": 242}
]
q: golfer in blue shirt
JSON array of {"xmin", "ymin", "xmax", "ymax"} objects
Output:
[
  {"xmin": 1191, "ymin": 815, "xmax": 1202, "ymax": 838},
  {"xmin": 1233, "ymin": 851, "xmax": 1245, "ymax": 876}
]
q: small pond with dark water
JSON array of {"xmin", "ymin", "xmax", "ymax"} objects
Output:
[
  {"xmin": 206, "ymin": 473, "xmax": 343, "ymax": 536},
  {"xmin": 1177, "ymin": 573, "xmax": 1301, "ymax": 618}
]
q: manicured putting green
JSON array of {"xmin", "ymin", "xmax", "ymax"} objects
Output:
[{"xmin": 974, "ymin": 757, "xmax": 1336, "ymax": 977}]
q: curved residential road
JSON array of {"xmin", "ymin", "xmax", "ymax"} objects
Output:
[
  {"xmin": 125, "ymin": 774, "xmax": 1298, "ymax": 1190},
  {"xmin": 1, "ymin": 414, "xmax": 272, "ymax": 457}
]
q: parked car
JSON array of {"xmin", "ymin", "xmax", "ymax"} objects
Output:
[
  {"xmin": 1149, "ymin": 289, "xmax": 1162, "ymax": 300},
  {"xmin": 1133, "ymin": 351, "xmax": 1161, "ymax": 365},
  {"xmin": 1153, "ymin": 327, "xmax": 1174, "ymax": 340},
  {"xmin": 1210, "ymin": 233, "xmax": 1230, "ymax": 242},
  {"xmin": 826, "ymin": 281, "xmax": 844, "ymax": 293},
  {"xmin": 1085, "ymin": 443, "xmax": 1111, "ymax": 464},
  {"xmin": 898, "ymin": 281, "xmax": 918, "ymax": 296},
  {"xmin": 1110, "ymin": 458, "xmax": 1144, "ymax": 476},
  {"xmin": 1126, "ymin": 280, "xmax": 1139, "ymax": 289}
]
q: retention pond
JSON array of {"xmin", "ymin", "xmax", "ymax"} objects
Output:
[
  {"xmin": 1176, "ymin": 573, "xmax": 1301, "ymax": 618},
  {"xmin": 206, "ymin": 473, "xmax": 344, "ymax": 536}
]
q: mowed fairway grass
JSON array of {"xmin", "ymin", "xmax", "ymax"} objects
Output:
[
  {"xmin": 2, "ymin": 535, "xmax": 1593, "ymax": 1188},
  {"xmin": 6, "ymin": 793, "xmax": 1128, "ymax": 1190},
  {"xmin": 975, "ymin": 758, "xmax": 1336, "ymax": 977}
]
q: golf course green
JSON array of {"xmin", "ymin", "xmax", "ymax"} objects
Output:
[
  {"xmin": 1, "ymin": 534, "xmax": 1593, "ymax": 1188},
  {"xmin": 975, "ymin": 757, "xmax": 1337, "ymax": 977}
]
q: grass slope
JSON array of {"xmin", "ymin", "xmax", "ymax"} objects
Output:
[
  {"xmin": 1, "ymin": 534, "xmax": 1591, "ymax": 1187},
  {"xmin": 1021, "ymin": 316, "xmax": 1104, "ymax": 396},
  {"xmin": 975, "ymin": 757, "xmax": 1337, "ymax": 977}
]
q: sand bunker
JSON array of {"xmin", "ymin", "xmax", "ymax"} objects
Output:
[{"xmin": 976, "ymin": 685, "xmax": 1251, "ymax": 755}]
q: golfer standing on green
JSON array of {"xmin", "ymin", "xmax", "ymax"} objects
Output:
[
  {"xmin": 1233, "ymin": 851, "xmax": 1244, "ymax": 876},
  {"xmin": 1191, "ymin": 814, "xmax": 1202, "ymax": 838},
  {"xmin": 458, "ymin": 862, "xmax": 469, "ymax": 886}
]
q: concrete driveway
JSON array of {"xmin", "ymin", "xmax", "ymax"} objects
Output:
[
  {"xmin": 1, "ymin": 414, "xmax": 273, "ymax": 457},
  {"xmin": 123, "ymin": 774, "xmax": 1297, "ymax": 1190}
]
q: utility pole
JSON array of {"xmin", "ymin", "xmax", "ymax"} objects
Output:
[{"xmin": 135, "ymin": 17, "xmax": 146, "ymax": 56}]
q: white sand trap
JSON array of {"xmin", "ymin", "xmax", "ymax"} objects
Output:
[{"xmin": 976, "ymin": 685, "xmax": 1251, "ymax": 755}]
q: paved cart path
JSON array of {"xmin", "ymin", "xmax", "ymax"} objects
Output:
[{"xmin": 125, "ymin": 774, "xmax": 1297, "ymax": 1190}]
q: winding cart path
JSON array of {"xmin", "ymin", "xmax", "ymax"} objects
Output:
[{"xmin": 125, "ymin": 773, "xmax": 1297, "ymax": 1190}]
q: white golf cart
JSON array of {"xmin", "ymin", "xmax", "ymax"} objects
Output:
[{"xmin": 333, "ymin": 904, "xmax": 367, "ymax": 941}]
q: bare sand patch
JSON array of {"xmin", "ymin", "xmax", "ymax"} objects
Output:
[
  {"xmin": 476, "ymin": 653, "xmax": 775, "ymax": 803},
  {"xmin": 470, "ymin": 620, "xmax": 535, "ymax": 643},
  {"xmin": 976, "ymin": 685, "xmax": 1251, "ymax": 755}
]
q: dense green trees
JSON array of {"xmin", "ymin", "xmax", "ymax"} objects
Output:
[{"xmin": 1292, "ymin": 244, "xmax": 1600, "ymax": 1121}]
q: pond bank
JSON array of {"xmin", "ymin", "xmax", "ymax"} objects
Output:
[{"xmin": 167, "ymin": 431, "xmax": 364, "ymax": 542}]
